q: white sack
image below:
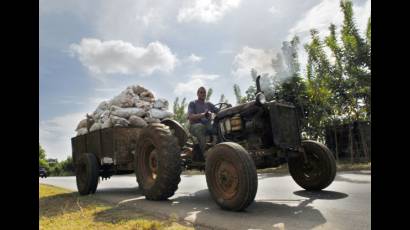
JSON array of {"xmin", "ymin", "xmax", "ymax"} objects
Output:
[
  {"xmin": 97, "ymin": 101, "xmax": 109, "ymax": 111},
  {"xmin": 148, "ymin": 108, "xmax": 174, "ymax": 119},
  {"xmin": 153, "ymin": 98, "xmax": 169, "ymax": 110},
  {"xmin": 90, "ymin": 122, "xmax": 102, "ymax": 132},
  {"xmin": 111, "ymin": 107, "xmax": 146, "ymax": 119},
  {"xmin": 76, "ymin": 128, "xmax": 88, "ymax": 136},
  {"xmin": 101, "ymin": 117, "xmax": 112, "ymax": 129},
  {"xmin": 133, "ymin": 85, "xmax": 149, "ymax": 95},
  {"xmin": 129, "ymin": 115, "xmax": 148, "ymax": 127},
  {"xmin": 111, "ymin": 115, "xmax": 130, "ymax": 127},
  {"xmin": 76, "ymin": 119, "xmax": 87, "ymax": 131},
  {"xmin": 109, "ymin": 91, "xmax": 134, "ymax": 107},
  {"xmin": 145, "ymin": 117, "xmax": 161, "ymax": 123},
  {"xmin": 133, "ymin": 99, "xmax": 152, "ymax": 110}
]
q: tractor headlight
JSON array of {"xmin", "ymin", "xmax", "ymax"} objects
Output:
[{"xmin": 255, "ymin": 92, "xmax": 266, "ymax": 105}]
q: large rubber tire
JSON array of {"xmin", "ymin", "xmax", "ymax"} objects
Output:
[
  {"xmin": 135, "ymin": 123, "xmax": 182, "ymax": 200},
  {"xmin": 205, "ymin": 142, "xmax": 258, "ymax": 211},
  {"xmin": 76, "ymin": 153, "xmax": 99, "ymax": 195},
  {"xmin": 288, "ymin": 140, "xmax": 336, "ymax": 191}
]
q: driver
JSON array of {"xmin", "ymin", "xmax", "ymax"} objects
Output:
[{"xmin": 188, "ymin": 86, "xmax": 220, "ymax": 156}]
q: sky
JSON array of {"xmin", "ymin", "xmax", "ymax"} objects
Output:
[{"xmin": 39, "ymin": 0, "xmax": 371, "ymax": 161}]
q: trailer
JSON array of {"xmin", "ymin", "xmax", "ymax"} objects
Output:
[{"xmin": 71, "ymin": 122, "xmax": 183, "ymax": 197}]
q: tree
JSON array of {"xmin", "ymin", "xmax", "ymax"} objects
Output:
[
  {"xmin": 304, "ymin": 29, "xmax": 334, "ymax": 140},
  {"xmin": 39, "ymin": 144, "xmax": 50, "ymax": 172},
  {"xmin": 366, "ymin": 17, "xmax": 371, "ymax": 46},
  {"xmin": 233, "ymin": 84, "xmax": 247, "ymax": 105},
  {"xmin": 206, "ymin": 88, "xmax": 213, "ymax": 101},
  {"xmin": 325, "ymin": 23, "xmax": 349, "ymax": 124},
  {"xmin": 340, "ymin": 0, "xmax": 370, "ymax": 121},
  {"xmin": 172, "ymin": 97, "xmax": 188, "ymax": 130},
  {"xmin": 245, "ymin": 69, "xmax": 258, "ymax": 102},
  {"xmin": 60, "ymin": 156, "xmax": 75, "ymax": 175}
]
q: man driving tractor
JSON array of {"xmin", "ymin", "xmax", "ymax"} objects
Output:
[{"xmin": 187, "ymin": 86, "xmax": 220, "ymax": 159}]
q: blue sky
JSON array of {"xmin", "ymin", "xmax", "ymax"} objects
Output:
[{"xmin": 39, "ymin": 0, "xmax": 370, "ymax": 161}]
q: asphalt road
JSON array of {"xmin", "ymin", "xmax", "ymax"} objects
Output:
[{"xmin": 40, "ymin": 171, "xmax": 371, "ymax": 230}]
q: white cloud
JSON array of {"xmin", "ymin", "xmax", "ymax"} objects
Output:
[
  {"xmin": 192, "ymin": 74, "xmax": 219, "ymax": 80},
  {"xmin": 174, "ymin": 74, "xmax": 220, "ymax": 95},
  {"xmin": 174, "ymin": 78, "xmax": 205, "ymax": 95},
  {"xmin": 268, "ymin": 6, "xmax": 279, "ymax": 15},
  {"xmin": 69, "ymin": 38, "xmax": 178, "ymax": 75},
  {"xmin": 177, "ymin": 0, "xmax": 241, "ymax": 23},
  {"xmin": 218, "ymin": 49, "xmax": 234, "ymax": 54},
  {"xmin": 288, "ymin": 0, "xmax": 343, "ymax": 40},
  {"xmin": 354, "ymin": 0, "xmax": 371, "ymax": 36},
  {"xmin": 288, "ymin": 0, "xmax": 371, "ymax": 39},
  {"xmin": 186, "ymin": 54, "xmax": 203, "ymax": 63},
  {"xmin": 232, "ymin": 46, "xmax": 277, "ymax": 79},
  {"xmin": 39, "ymin": 112, "xmax": 86, "ymax": 161},
  {"xmin": 287, "ymin": 0, "xmax": 371, "ymax": 76}
]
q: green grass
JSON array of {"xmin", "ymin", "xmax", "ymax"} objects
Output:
[{"xmin": 39, "ymin": 184, "xmax": 193, "ymax": 230}]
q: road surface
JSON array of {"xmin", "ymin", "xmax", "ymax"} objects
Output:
[{"xmin": 40, "ymin": 171, "xmax": 371, "ymax": 230}]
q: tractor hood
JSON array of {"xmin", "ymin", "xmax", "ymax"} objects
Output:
[{"xmin": 215, "ymin": 101, "xmax": 260, "ymax": 121}]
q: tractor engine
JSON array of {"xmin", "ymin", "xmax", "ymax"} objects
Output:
[{"xmin": 214, "ymin": 100, "xmax": 302, "ymax": 169}]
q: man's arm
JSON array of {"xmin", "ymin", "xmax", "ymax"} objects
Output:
[
  {"xmin": 188, "ymin": 102, "xmax": 207, "ymax": 123},
  {"xmin": 188, "ymin": 113, "xmax": 207, "ymax": 123}
]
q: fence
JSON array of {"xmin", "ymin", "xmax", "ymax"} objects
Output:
[{"xmin": 325, "ymin": 121, "xmax": 371, "ymax": 163}]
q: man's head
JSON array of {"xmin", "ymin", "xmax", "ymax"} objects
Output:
[{"xmin": 197, "ymin": 86, "xmax": 206, "ymax": 101}]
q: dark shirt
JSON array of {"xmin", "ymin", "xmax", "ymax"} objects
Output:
[{"xmin": 188, "ymin": 100, "xmax": 219, "ymax": 124}]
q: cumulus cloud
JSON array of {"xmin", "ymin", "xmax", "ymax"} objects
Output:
[
  {"xmin": 232, "ymin": 46, "xmax": 277, "ymax": 78},
  {"xmin": 174, "ymin": 74, "xmax": 220, "ymax": 95},
  {"xmin": 69, "ymin": 38, "xmax": 178, "ymax": 75},
  {"xmin": 177, "ymin": 0, "xmax": 241, "ymax": 23}
]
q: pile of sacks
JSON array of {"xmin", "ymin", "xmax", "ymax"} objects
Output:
[{"xmin": 75, "ymin": 85, "xmax": 174, "ymax": 136}]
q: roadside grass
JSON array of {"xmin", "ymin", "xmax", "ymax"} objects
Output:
[
  {"xmin": 181, "ymin": 161, "xmax": 371, "ymax": 175},
  {"xmin": 39, "ymin": 184, "xmax": 193, "ymax": 230}
]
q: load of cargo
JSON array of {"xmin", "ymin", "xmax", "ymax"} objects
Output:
[{"xmin": 75, "ymin": 85, "xmax": 173, "ymax": 136}]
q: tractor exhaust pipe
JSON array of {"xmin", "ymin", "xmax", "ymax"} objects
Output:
[{"xmin": 256, "ymin": 75, "xmax": 262, "ymax": 94}]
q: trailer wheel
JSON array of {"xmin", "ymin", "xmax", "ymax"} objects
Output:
[
  {"xmin": 135, "ymin": 123, "xmax": 182, "ymax": 200},
  {"xmin": 205, "ymin": 142, "xmax": 258, "ymax": 211},
  {"xmin": 288, "ymin": 140, "xmax": 336, "ymax": 191},
  {"xmin": 76, "ymin": 153, "xmax": 99, "ymax": 195}
]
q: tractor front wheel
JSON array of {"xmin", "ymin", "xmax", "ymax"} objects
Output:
[
  {"xmin": 205, "ymin": 142, "xmax": 258, "ymax": 211},
  {"xmin": 288, "ymin": 140, "xmax": 336, "ymax": 191}
]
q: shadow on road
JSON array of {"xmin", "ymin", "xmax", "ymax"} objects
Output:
[
  {"xmin": 95, "ymin": 186, "xmax": 141, "ymax": 195},
  {"xmin": 40, "ymin": 186, "xmax": 351, "ymax": 229},
  {"xmin": 90, "ymin": 188, "xmax": 332, "ymax": 230},
  {"xmin": 294, "ymin": 190, "xmax": 348, "ymax": 200}
]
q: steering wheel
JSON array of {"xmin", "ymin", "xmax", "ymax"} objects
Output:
[{"xmin": 214, "ymin": 102, "xmax": 232, "ymax": 111}]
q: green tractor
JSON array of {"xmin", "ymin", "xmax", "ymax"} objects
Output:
[{"xmin": 138, "ymin": 75, "xmax": 336, "ymax": 211}]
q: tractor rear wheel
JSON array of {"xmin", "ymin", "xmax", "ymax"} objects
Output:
[
  {"xmin": 205, "ymin": 142, "xmax": 258, "ymax": 211},
  {"xmin": 135, "ymin": 123, "xmax": 182, "ymax": 200},
  {"xmin": 288, "ymin": 140, "xmax": 336, "ymax": 191},
  {"xmin": 76, "ymin": 153, "xmax": 99, "ymax": 195}
]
